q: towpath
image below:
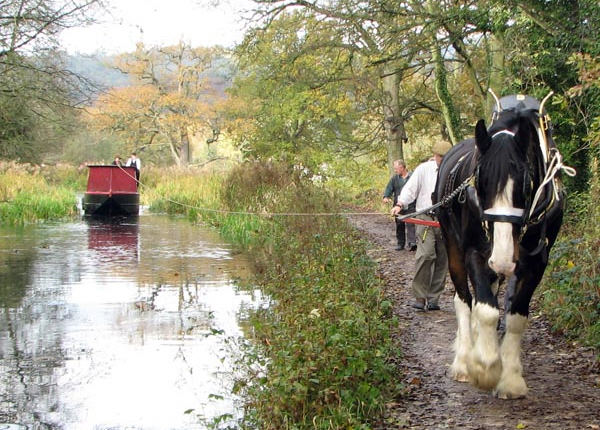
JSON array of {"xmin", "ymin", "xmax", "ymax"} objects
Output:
[{"xmin": 348, "ymin": 214, "xmax": 599, "ymax": 429}]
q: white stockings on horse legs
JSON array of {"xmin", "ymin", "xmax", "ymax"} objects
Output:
[
  {"xmin": 495, "ymin": 312, "xmax": 528, "ymax": 399},
  {"xmin": 450, "ymin": 294, "xmax": 471, "ymax": 382},
  {"xmin": 467, "ymin": 302, "xmax": 502, "ymax": 390}
]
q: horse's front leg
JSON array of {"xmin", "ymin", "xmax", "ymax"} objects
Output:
[
  {"xmin": 466, "ymin": 250, "xmax": 502, "ymax": 390},
  {"xmin": 496, "ymin": 309, "xmax": 528, "ymax": 399},
  {"xmin": 445, "ymin": 238, "xmax": 472, "ymax": 383},
  {"xmin": 495, "ymin": 265, "xmax": 543, "ymax": 399}
]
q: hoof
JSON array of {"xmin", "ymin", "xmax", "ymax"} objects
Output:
[
  {"xmin": 495, "ymin": 376, "xmax": 528, "ymax": 399},
  {"xmin": 451, "ymin": 370, "xmax": 470, "ymax": 383},
  {"xmin": 495, "ymin": 390, "xmax": 526, "ymax": 400},
  {"xmin": 468, "ymin": 354, "xmax": 502, "ymax": 390},
  {"xmin": 449, "ymin": 362, "xmax": 470, "ymax": 383}
]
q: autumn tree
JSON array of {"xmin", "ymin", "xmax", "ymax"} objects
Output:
[{"xmin": 90, "ymin": 42, "xmax": 226, "ymax": 166}]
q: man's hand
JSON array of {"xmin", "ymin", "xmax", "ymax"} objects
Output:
[
  {"xmin": 391, "ymin": 203, "xmax": 403, "ymax": 216},
  {"xmin": 383, "ymin": 197, "xmax": 392, "ymax": 204}
]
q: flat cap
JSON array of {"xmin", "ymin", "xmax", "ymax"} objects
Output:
[{"xmin": 432, "ymin": 140, "xmax": 453, "ymax": 156}]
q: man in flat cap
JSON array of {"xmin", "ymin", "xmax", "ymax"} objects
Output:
[{"xmin": 391, "ymin": 140, "xmax": 452, "ymax": 311}]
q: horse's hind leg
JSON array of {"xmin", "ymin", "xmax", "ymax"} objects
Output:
[{"xmin": 446, "ymin": 241, "xmax": 472, "ymax": 383}]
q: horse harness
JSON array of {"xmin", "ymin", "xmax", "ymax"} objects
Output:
[{"xmin": 439, "ymin": 130, "xmax": 573, "ymax": 260}]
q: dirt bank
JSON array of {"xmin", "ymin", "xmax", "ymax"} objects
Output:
[{"xmin": 348, "ymin": 214, "xmax": 599, "ymax": 430}]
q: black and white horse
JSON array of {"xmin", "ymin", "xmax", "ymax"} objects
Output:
[{"xmin": 434, "ymin": 94, "xmax": 574, "ymax": 398}]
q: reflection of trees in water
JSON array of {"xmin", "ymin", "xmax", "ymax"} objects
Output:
[
  {"xmin": 1, "ymin": 298, "xmax": 69, "ymax": 427},
  {"xmin": 0, "ymin": 229, "xmax": 80, "ymax": 426},
  {"xmin": 0, "ymin": 217, "xmax": 255, "ymax": 427},
  {"xmin": 133, "ymin": 281, "xmax": 213, "ymax": 335},
  {"xmin": 0, "ymin": 235, "xmax": 66, "ymax": 424},
  {"xmin": 0, "ymin": 248, "xmax": 35, "ymax": 308}
]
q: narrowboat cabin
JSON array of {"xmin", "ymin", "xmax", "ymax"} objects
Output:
[{"xmin": 82, "ymin": 165, "xmax": 139, "ymax": 217}]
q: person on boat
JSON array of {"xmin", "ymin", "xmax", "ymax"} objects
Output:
[
  {"xmin": 125, "ymin": 152, "xmax": 141, "ymax": 185},
  {"xmin": 112, "ymin": 156, "xmax": 122, "ymax": 166},
  {"xmin": 390, "ymin": 140, "xmax": 452, "ymax": 311}
]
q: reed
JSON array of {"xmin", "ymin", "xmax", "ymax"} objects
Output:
[
  {"xmin": 0, "ymin": 164, "xmax": 79, "ymax": 224},
  {"xmin": 142, "ymin": 166, "xmax": 268, "ymax": 247}
]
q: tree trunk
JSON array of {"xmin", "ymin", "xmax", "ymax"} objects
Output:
[
  {"xmin": 168, "ymin": 139, "xmax": 181, "ymax": 166},
  {"xmin": 431, "ymin": 38, "xmax": 462, "ymax": 145},
  {"xmin": 180, "ymin": 127, "xmax": 190, "ymax": 166},
  {"xmin": 381, "ymin": 66, "xmax": 406, "ymax": 174},
  {"xmin": 486, "ymin": 33, "xmax": 506, "ymax": 121}
]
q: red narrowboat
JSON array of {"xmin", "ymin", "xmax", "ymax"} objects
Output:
[{"xmin": 82, "ymin": 165, "xmax": 139, "ymax": 216}]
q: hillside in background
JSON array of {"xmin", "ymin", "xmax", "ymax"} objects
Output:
[
  {"xmin": 66, "ymin": 53, "xmax": 235, "ymax": 98},
  {"xmin": 66, "ymin": 53, "xmax": 132, "ymax": 90}
]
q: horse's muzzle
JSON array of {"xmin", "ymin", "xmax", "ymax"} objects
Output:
[{"xmin": 488, "ymin": 258, "xmax": 516, "ymax": 276}]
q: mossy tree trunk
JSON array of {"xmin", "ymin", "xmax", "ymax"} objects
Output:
[
  {"xmin": 431, "ymin": 38, "xmax": 462, "ymax": 145},
  {"xmin": 486, "ymin": 33, "xmax": 506, "ymax": 121},
  {"xmin": 381, "ymin": 65, "xmax": 407, "ymax": 174}
]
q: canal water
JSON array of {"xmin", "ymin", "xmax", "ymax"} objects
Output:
[{"xmin": 0, "ymin": 216, "xmax": 262, "ymax": 429}]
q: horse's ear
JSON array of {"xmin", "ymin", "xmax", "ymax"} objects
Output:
[
  {"xmin": 516, "ymin": 116, "xmax": 532, "ymax": 156},
  {"xmin": 475, "ymin": 119, "xmax": 491, "ymax": 154}
]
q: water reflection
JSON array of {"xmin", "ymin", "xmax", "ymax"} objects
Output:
[
  {"xmin": 0, "ymin": 216, "xmax": 261, "ymax": 429},
  {"xmin": 87, "ymin": 218, "xmax": 140, "ymax": 263}
]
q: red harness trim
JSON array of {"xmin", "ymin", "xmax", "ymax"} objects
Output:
[{"xmin": 402, "ymin": 217, "xmax": 440, "ymax": 228}]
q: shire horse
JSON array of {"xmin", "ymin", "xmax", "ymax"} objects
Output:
[{"xmin": 434, "ymin": 94, "xmax": 574, "ymax": 399}]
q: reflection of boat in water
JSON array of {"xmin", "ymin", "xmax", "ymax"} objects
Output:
[
  {"xmin": 82, "ymin": 166, "xmax": 139, "ymax": 217},
  {"xmin": 87, "ymin": 219, "xmax": 139, "ymax": 262}
]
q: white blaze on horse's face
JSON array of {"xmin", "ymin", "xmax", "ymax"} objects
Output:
[{"xmin": 487, "ymin": 178, "xmax": 518, "ymax": 276}]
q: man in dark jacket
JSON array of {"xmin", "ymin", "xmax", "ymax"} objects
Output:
[{"xmin": 383, "ymin": 159, "xmax": 416, "ymax": 251}]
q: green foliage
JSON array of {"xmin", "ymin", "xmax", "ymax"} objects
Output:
[
  {"xmin": 220, "ymin": 162, "xmax": 398, "ymax": 428},
  {"xmin": 0, "ymin": 162, "xmax": 80, "ymax": 224},
  {"xmin": 540, "ymin": 39, "xmax": 600, "ymax": 355},
  {"xmin": 0, "ymin": 92, "xmax": 37, "ymax": 161},
  {"xmin": 228, "ymin": 13, "xmax": 381, "ymax": 170},
  {"xmin": 323, "ymin": 159, "xmax": 390, "ymax": 210},
  {"xmin": 541, "ymin": 159, "xmax": 600, "ymax": 352}
]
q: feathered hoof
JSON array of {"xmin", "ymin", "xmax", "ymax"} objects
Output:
[
  {"xmin": 468, "ymin": 355, "xmax": 502, "ymax": 390},
  {"xmin": 449, "ymin": 362, "xmax": 470, "ymax": 383},
  {"xmin": 494, "ymin": 376, "xmax": 528, "ymax": 399}
]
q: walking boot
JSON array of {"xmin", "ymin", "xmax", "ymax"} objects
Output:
[
  {"xmin": 426, "ymin": 300, "xmax": 440, "ymax": 311},
  {"xmin": 410, "ymin": 298, "xmax": 426, "ymax": 310}
]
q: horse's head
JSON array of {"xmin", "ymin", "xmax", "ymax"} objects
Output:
[{"xmin": 474, "ymin": 112, "xmax": 536, "ymax": 276}]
